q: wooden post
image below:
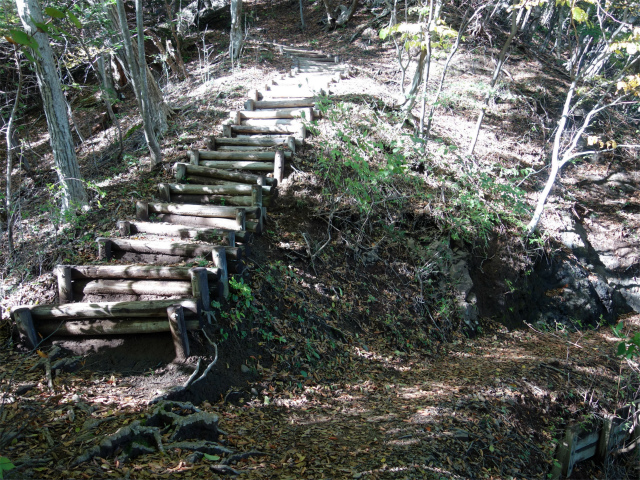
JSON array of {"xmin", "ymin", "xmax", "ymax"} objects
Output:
[
  {"xmin": 190, "ymin": 267, "xmax": 210, "ymax": 311},
  {"xmin": 175, "ymin": 163, "xmax": 187, "ymax": 182},
  {"xmin": 97, "ymin": 238, "xmax": 113, "ymax": 260},
  {"xmin": 248, "ymin": 89, "xmax": 259, "ymax": 101},
  {"xmin": 157, "ymin": 183, "xmax": 171, "ymax": 202},
  {"xmin": 118, "ymin": 220, "xmax": 131, "ymax": 237},
  {"xmin": 136, "ymin": 201, "xmax": 149, "ymax": 221},
  {"xmin": 226, "ymin": 231, "xmax": 236, "ymax": 247},
  {"xmin": 287, "ymin": 136, "xmax": 296, "ymax": 153},
  {"xmin": 274, "ymin": 150, "xmax": 285, "ymax": 184},
  {"xmin": 167, "ymin": 305, "xmax": 189, "ymax": 360},
  {"xmin": 236, "ymin": 209, "xmax": 246, "ymax": 231},
  {"xmin": 211, "ymin": 247, "xmax": 229, "ymax": 299},
  {"xmin": 13, "ymin": 307, "xmax": 38, "ymax": 349},
  {"xmin": 257, "ymin": 176, "xmax": 267, "ymax": 187},
  {"xmin": 223, "ymin": 125, "xmax": 232, "ymax": 137},
  {"xmin": 251, "ymin": 184, "xmax": 263, "ymax": 208},
  {"xmin": 229, "ymin": 111, "xmax": 241, "ymax": 124},
  {"xmin": 56, "ymin": 265, "xmax": 74, "ymax": 304},
  {"xmin": 297, "ymin": 124, "xmax": 306, "ymax": 140},
  {"xmin": 207, "ymin": 136, "xmax": 216, "ymax": 150},
  {"xmin": 244, "ymin": 99, "xmax": 255, "ymax": 111},
  {"xmin": 188, "ymin": 149, "xmax": 200, "ymax": 166}
]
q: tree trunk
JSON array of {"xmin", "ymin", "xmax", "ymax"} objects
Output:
[
  {"xmin": 299, "ymin": 0, "xmax": 306, "ymax": 30},
  {"xmin": 229, "ymin": 0, "xmax": 243, "ymax": 61},
  {"xmin": 4, "ymin": 46, "xmax": 23, "ymax": 253},
  {"xmin": 107, "ymin": 3, "xmax": 170, "ymax": 136},
  {"xmin": 97, "ymin": 53, "xmax": 124, "ymax": 159},
  {"xmin": 113, "ymin": 0, "xmax": 163, "ymax": 169},
  {"xmin": 165, "ymin": 0, "xmax": 189, "ymax": 78},
  {"xmin": 467, "ymin": 0, "xmax": 519, "ymax": 156},
  {"xmin": 16, "ymin": 0, "xmax": 88, "ymax": 211},
  {"xmin": 135, "ymin": 0, "xmax": 163, "ymax": 169}
]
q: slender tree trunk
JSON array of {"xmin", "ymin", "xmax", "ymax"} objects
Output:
[
  {"xmin": 165, "ymin": 0, "xmax": 189, "ymax": 78},
  {"xmin": 403, "ymin": 49, "xmax": 427, "ymax": 113},
  {"xmin": 5, "ymin": 46, "xmax": 23, "ymax": 253},
  {"xmin": 467, "ymin": 0, "xmax": 519, "ymax": 156},
  {"xmin": 107, "ymin": 3, "xmax": 170, "ymax": 135},
  {"xmin": 419, "ymin": 0, "xmax": 435, "ymax": 136},
  {"xmin": 136, "ymin": 0, "xmax": 162, "ymax": 169},
  {"xmin": 98, "ymin": 53, "xmax": 124, "ymax": 158},
  {"xmin": 299, "ymin": 0, "xmax": 306, "ymax": 30},
  {"xmin": 230, "ymin": 0, "xmax": 243, "ymax": 61},
  {"xmin": 114, "ymin": 0, "xmax": 162, "ymax": 169},
  {"xmin": 16, "ymin": 0, "xmax": 87, "ymax": 211},
  {"xmin": 424, "ymin": 7, "xmax": 479, "ymax": 144}
]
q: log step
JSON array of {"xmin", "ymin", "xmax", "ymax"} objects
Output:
[
  {"xmin": 12, "ymin": 299, "xmax": 199, "ymax": 358},
  {"xmin": 137, "ymin": 200, "xmax": 261, "ymax": 220},
  {"xmin": 175, "ymin": 162, "xmax": 277, "ymax": 187},
  {"xmin": 57, "ymin": 264, "xmax": 223, "ymax": 281},
  {"xmin": 196, "ymin": 150, "xmax": 280, "ymax": 161},
  {"xmin": 148, "ymin": 213, "xmax": 263, "ymax": 234},
  {"xmin": 16, "ymin": 298, "xmax": 201, "ymax": 320},
  {"xmin": 215, "ymin": 146, "xmax": 293, "ymax": 156},
  {"xmin": 223, "ymin": 124, "xmax": 306, "ymax": 138},
  {"xmin": 118, "ymin": 220, "xmax": 245, "ymax": 245},
  {"xmin": 260, "ymin": 88, "xmax": 328, "ymax": 99},
  {"xmin": 37, "ymin": 317, "xmax": 200, "ymax": 336},
  {"xmin": 97, "ymin": 237, "xmax": 243, "ymax": 261},
  {"xmin": 244, "ymin": 98, "xmax": 316, "ymax": 110},
  {"xmin": 230, "ymin": 107, "xmax": 313, "ymax": 121},
  {"xmin": 160, "ymin": 182, "xmax": 274, "ymax": 197},
  {"xmin": 198, "ymin": 161, "xmax": 274, "ymax": 172},
  {"xmin": 209, "ymin": 135, "xmax": 296, "ymax": 152}
]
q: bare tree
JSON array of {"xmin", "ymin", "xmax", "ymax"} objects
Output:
[
  {"xmin": 15, "ymin": 0, "xmax": 88, "ymax": 211},
  {"xmin": 526, "ymin": 3, "xmax": 640, "ymax": 234}
]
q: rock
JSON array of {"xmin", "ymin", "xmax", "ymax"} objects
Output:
[{"xmin": 240, "ymin": 364, "xmax": 250, "ymax": 374}]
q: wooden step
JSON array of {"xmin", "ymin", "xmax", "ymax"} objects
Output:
[
  {"xmin": 230, "ymin": 107, "xmax": 313, "ymax": 121},
  {"xmin": 215, "ymin": 146, "xmax": 293, "ymax": 156},
  {"xmin": 196, "ymin": 160, "xmax": 274, "ymax": 172},
  {"xmin": 118, "ymin": 220, "xmax": 252, "ymax": 244},
  {"xmin": 137, "ymin": 200, "xmax": 261, "ymax": 220},
  {"xmin": 97, "ymin": 237, "xmax": 243, "ymax": 261},
  {"xmin": 244, "ymin": 98, "xmax": 316, "ymax": 111},
  {"xmin": 197, "ymin": 150, "xmax": 279, "ymax": 161},
  {"xmin": 159, "ymin": 182, "xmax": 274, "ymax": 197},
  {"xmin": 56, "ymin": 264, "xmax": 222, "ymax": 281},
  {"xmin": 209, "ymin": 135, "xmax": 296, "ymax": 152},
  {"xmin": 15, "ymin": 298, "xmax": 201, "ymax": 320},
  {"xmin": 148, "ymin": 213, "xmax": 262, "ymax": 234},
  {"xmin": 175, "ymin": 162, "xmax": 277, "ymax": 187},
  {"xmin": 223, "ymin": 123, "xmax": 305, "ymax": 138},
  {"xmin": 12, "ymin": 299, "xmax": 200, "ymax": 357}
]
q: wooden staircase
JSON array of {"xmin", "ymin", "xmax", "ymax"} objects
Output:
[{"xmin": 11, "ymin": 48, "xmax": 353, "ymax": 360}]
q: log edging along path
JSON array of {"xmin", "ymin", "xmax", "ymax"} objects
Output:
[{"xmin": 11, "ymin": 48, "xmax": 352, "ymax": 359}]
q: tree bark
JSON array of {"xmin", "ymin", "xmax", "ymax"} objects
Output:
[
  {"xmin": 109, "ymin": 1, "xmax": 170, "ymax": 135},
  {"xmin": 134, "ymin": 0, "xmax": 163, "ymax": 169},
  {"xmin": 16, "ymin": 0, "xmax": 88, "ymax": 211},
  {"xmin": 229, "ymin": 0, "xmax": 243, "ymax": 61},
  {"xmin": 5, "ymin": 46, "xmax": 22, "ymax": 253}
]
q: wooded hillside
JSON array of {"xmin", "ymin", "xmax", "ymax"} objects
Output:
[{"xmin": 1, "ymin": 0, "xmax": 639, "ymax": 478}]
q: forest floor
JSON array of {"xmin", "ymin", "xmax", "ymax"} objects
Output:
[{"xmin": 1, "ymin": 1, "xmax": 640, "ymax": 479}]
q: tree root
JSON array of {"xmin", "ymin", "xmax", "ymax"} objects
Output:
[{"xmin": 73, "ymin": 400, "xmax": 231, "ymax": 466}]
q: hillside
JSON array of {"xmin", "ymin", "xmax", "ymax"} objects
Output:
[{"xmin": 1, "ymin": 0, "xmax": 639, "ymax": 479}]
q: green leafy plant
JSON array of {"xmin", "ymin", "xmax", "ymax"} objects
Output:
[
  {"xmin": 0, "ymin": 456, "xmax": 15, "ymax": 479},
  {"xmin": 613, "ymin": 321, "xmax": 640, "ymax": 359}
]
